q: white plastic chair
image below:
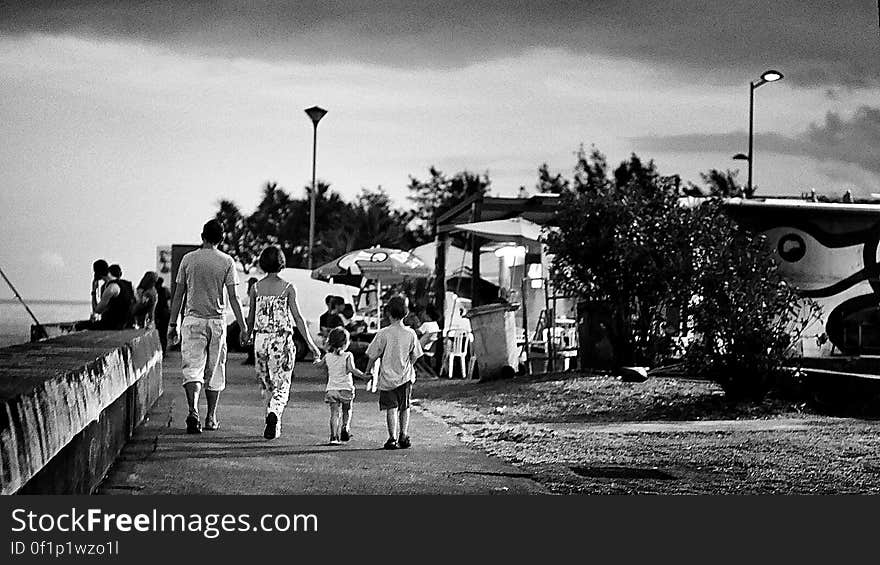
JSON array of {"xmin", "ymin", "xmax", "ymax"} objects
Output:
[{"xmin": 442, "ymin": 329, "xmax": 473, "ymax": 379}]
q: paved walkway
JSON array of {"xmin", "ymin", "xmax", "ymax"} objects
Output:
[{"xmin": 99, "ymin": 352, "xmax": 543, "ymax": 494}]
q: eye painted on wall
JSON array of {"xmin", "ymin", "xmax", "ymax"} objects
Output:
[{"xmin": 778, "ymin": 234, "xmax": 806, "ymax": 262}]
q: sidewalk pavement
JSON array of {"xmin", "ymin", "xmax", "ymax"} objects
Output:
[{"xmin": 98, "ymin": 351, "xmax": 543, "ymax": 494}]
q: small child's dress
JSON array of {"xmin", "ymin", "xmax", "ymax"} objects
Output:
[{"xmin": 254, "ymin": 284, "xmax": 295, "ymax": 423}]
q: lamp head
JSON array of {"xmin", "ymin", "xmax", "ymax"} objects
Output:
[
  {"xmin": 732, "ymin": 153, "xmax": 749, "ymax": 161},
  {"xmin": 304, "ymin": 106, "xmax": 328, "ymax": 125},
  {"xmin": 753, "ymin": 69, "xmax": 783, "ymax": 88}
]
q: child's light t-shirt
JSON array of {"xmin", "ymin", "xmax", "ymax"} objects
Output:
[
  {"xmin": 325, "ymin": 351, "xmax": 356, "ymax": 392},
  {"xmin": 365, "ymin": 323, "xmax": 423, "ymax": 391}
]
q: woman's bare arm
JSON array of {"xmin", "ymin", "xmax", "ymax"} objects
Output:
[{"xmin": 287, "ymin": 285, "xmax": 321, "ymax": 358}]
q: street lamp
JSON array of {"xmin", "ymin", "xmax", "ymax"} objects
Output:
[
  {"xmin": 304, "ymin": 105, "xmax": 327, "ymax": 270},
  {"xmin": 735, "ymin": 70, "xmax": 783, "ymax": 196}
]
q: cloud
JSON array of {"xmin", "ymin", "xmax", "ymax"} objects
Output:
[
  {"xmin": 632, "ymin": 105, "xmax": 880, "ymax": 186},
  {"xmin": 39, "ymin": 251, "xmax": 65, "ymax": 269},
  {"xmin": 2, "ymin": 1, "xmax": 879, "ymax": 88}
]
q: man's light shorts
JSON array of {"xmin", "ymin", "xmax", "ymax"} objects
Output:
[{"xmin": 181, "ymin": 317, "xmax": 228, "ymax": 392}]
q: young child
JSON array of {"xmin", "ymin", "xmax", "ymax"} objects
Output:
[
  {"xmin": 246, "ymin": 245, "xmax": 322, "ymax": 440},
  {"xmin": 365, "ymin": 295, "xmax": 424, "ymax": 450},
  {"xmin": 322, "ymin": 327, "xmax": 367, "ymax": 445}
]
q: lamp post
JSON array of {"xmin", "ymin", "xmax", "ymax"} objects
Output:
[
  {"xmin": 733, "ymin": 70, "xmax": 782, "ymax": 196},
  {"xmin": 304, "ymin": 105, "xmax": 327, "ymax": 270}
]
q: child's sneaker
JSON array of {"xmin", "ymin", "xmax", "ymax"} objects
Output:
[
  {"xmin": 383, "ymin": 438, "xmax": 398, "ymax": 450},
  {"xmin": 340, "ymin": 429, "xmax": 351, "ymax": 442},
  {"xmin": 398, "ymin": 435, "xmax": 411, "ymax": 449},
  {"xmin": 264, "ymin": 413, "xmax": 279, "ymax": 440}
]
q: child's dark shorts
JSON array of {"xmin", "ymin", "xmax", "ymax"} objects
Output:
[{"xmin": 378, "ymin": 381, "xmax": 412, "ymax": 411}]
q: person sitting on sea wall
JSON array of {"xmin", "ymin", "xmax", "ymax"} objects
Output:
[
  {"xmin": 90, "ymin": 262, "xmax": 134, "ymax": 330},
  {"xmin": 134, "ymin": 271, "xmax": 159, "ymax": 329}
]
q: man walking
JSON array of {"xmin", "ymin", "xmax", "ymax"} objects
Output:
[{"xmin": 168, "ymin": 220, "xmax": 248, "ymax": 434}]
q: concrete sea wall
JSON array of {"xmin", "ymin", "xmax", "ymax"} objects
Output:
[{"xmin": 0, "ymin": 330, "xmax": 162, "ymax": 494}]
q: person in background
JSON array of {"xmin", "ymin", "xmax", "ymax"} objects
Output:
[
  {"xmin": 91, "ymin": 262, "xmax": 135, "ymax": 330},
  {"xmin": 134, "ymin": 271, "xmax": 159, "ymax": 329},
  {"xmin": 319, "ymin": 295, "xmax": 345, "ymax": 341},
  {"xmin": 154, "ymin": 277, "xmax": 171, "ymax": 352},
  {"xmin": 90, "ymin": 259, "xmax": 109, "ymax": 308},
  {"xmin": 403, "ymin": 304, "xmax": 422, "ymax": 332},
  {"xmin": 245, "ymin": 245, "xmax": 321, "ymax": 440},
  {"xmin": 108, "ymin": 264, "xmax": 136, "ymax": 329},
  {"xmin": 365, "ymin": 295, "xmax": 424, "ymax": 450},
  {"xmin": 338, "ymin": 302, "xmax": 353, "ymax": 326},
  {"xmin": 243, "ymin": 277, "xmax": 259, "ymax": 366},
  {"xmin": 168, "ymin": 219, "xmax": 248, "ymax": 434},
  {"xmin": 417, "ymin": 304, "xmax": 441, "ymax": 348}
]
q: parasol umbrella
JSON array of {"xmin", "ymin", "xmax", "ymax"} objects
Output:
[{"xmin": 311, "ymin": 247, "xmax": 432, "ymax": 326}]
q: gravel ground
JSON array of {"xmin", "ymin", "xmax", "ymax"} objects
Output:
[{"xmin": 414, "ymin": 372, "xmax": 880, "ymax": 494}]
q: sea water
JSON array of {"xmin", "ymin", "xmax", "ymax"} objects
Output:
[{"xmin": 0, "ymin": 300, "xmax": 91, "ymax": 348}]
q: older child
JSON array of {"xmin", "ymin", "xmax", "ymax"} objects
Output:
[
  {"xmin": 322, "ymin": 327, "xmax": 367, "ymax": 445},
  {"xmin": 246, "ymin": 246, "xmax": 321, "ymax": 440},
  {"xmin": 365, "ymin": 296, "xmax": 423, "ymax": 450}
]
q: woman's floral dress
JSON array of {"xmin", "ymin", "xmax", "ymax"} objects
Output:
[{"xmin": 254, "ymin": 284, "xmax": 296, "ymax": 422}]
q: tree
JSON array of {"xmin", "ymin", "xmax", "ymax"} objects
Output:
[
  {"xmin": 536, "ymin": 163, "xmax": 569, "ymax": 194},
  {"xmin": 406, "ymin": 167, "xmax": 490, "ymax": 243},
  {"xmin": 696, "ymin": 168, "xmax": 751, "ymax": 198},
  {"xmin": 212, "ymin": 181, "xmax": 420, "ymax": 271},
  {"xmin": 546, "ymin": 149, "xmax": 690, "ymax": 365},
  {"xmin": 681, "ymin": 200, "xmax": 820, "ymax": 399},
  {"xmin": 352, "ymin": 188, "xmax": 417, "ymax": 250},
  {"xmin": 214, "ymin": 199, "xmax": 257, "ymax": 272},
  {"xmin": 546, "ymin": 146, "xmax": 814, "ymax": 399}
]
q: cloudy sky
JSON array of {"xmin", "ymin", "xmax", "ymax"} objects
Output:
[{"xmin": 1, "ymin": 1, "xmax": 879, "ymax": 300}]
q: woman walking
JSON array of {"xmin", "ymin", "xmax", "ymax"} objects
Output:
[{"xmin": 246, "ymin": 246, "xmax": 321, "ymax": 439}]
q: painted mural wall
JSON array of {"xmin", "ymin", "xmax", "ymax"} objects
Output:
[{"xmin": 725, "ymin": 199, "xmax": 880, "ymax": 358}]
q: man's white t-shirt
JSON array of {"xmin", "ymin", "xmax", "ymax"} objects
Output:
[{"xmin": 176, "ymin": 248, "xmax": 238, "ymax": 319}]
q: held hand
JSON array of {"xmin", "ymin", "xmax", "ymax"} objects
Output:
[
  {"xmin": 239, "ymin": 332, "xmax": 251, "ymax": 348},
  {"xmin": 167, "ymin": 326, "xmax": 179, "ymax": 346}
]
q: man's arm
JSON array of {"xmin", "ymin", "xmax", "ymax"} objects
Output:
[
  {"xmin": 169, "ymin": 283, "xmax": 186, "ymax": 328},
  {"xmin": 227, "ymin": 283, "xmax": 247, "ymax": 333},
  {"xmin": 93, "ymin": 283, "xmax": 120, "ymax": 314}
]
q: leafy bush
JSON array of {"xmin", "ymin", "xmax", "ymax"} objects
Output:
[
  {"xmin": 681, "ymin": 200, "xmax": 820, "ymax": 399},
  {"xmin": 546, "ymin": 147, "xmax": 819, "ymax": 400}
]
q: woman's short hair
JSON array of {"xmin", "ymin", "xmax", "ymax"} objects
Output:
[
  {"xmin": 258, "ymin": 245, "xmax": 286, "ymax": 273},
  {"xmin": 327, "ymin": 327, "xmax": 349, "ymax": 352}
]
